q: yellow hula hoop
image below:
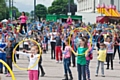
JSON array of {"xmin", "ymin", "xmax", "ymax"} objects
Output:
[
  {"xmin": 105, "ymin": 28, "xmax": 115, "ymax": 37},
  {"xmin": 0, "ymin": 59, "xmax": 16, "ymax": 80},
  {"xmin": 69, "ymin": 28, "xmax": 92, "ymax": 56},
  {"xmin": 12, "ymin": 39, "xmax": 42, "ymax": 71}
]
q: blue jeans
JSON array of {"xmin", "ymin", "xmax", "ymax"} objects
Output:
[
  {"xmin": 0, "ymin": 53, "xmax": 6, "ymax": 68},
  {"xmin": 86, "ymin": 60, "xmax": 90, "ymax": 79},
  {"xmin": 96, "ymin": 60, "xmax": 104, "ymax": 75},
  {"xmin": 77, "ymin": 64, "xmax": 86, "ymax": 80},
  {"xmin": 63, "ymin": 58, "xmax": 71, "ymax": 74}
]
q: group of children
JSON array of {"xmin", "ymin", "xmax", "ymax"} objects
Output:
[{"xmin": 0, "ymin": 19, "xmax": 120, "ymax": 80}]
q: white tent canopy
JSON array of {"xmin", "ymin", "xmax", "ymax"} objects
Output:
[{"xmin": 1, "ymin": 19, "xmax": 8, "ymax": 23}]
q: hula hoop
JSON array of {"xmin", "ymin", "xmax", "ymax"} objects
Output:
[
  {"xmin": 93, "ymin": 28, "xmax": 115, "ymax": 43},
  {"xmin": 69, "ymin": 28, "xmax": 92, "ymax": 56},
  {"xmin": 0, "ymin": 59, "xmax": 16, "ymax": 80},
  {"xmin": 12, "ymin": 39, "xmax": 42, "ymax": 70}
]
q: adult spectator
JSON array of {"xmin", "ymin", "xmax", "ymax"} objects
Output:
[{"xmin": 18, "ymin": 12, "xmax": 27, "ymax": 34}]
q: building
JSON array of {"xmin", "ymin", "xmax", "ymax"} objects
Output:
[
  {"xmin": 77, "ymin": 0, "xmax": 120, "ymax": 13},
  {"xmin": 76, "ymin": 0, "xmax": 120, "ymax": 23}
]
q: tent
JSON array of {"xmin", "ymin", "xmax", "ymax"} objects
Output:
[{"xmin": 1, "ymin": 19, "xmax": 8, "ymax": 23}]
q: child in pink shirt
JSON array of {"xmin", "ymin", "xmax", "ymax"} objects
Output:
[{"xmin": 62, "ymin": 39, "xmax": 73, "ymax": 80}]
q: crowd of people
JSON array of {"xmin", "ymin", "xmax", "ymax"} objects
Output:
[{"xmin": 0, "ymin": 12, "xmax": 120, "ymax": 80}]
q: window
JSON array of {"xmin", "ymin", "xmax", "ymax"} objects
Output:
[{"xmin": 111, "ymin": 0, "xmax": 114, "ymax": 5}]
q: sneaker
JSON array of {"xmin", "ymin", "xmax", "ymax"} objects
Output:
[
  {"xmin": 41, "ymin": 72, "xmax": 45, "ymax": 77},
  {"xmin": 111, "ymin": 68, "xmax": 114, "ymax": 70},
  {"xmin": 72, "ymin": 65, "xmax": 76, "ymax": 67},
  {"xmin": 59, "ymin": 61, "xmax": 62, "ymax": 64},
  {"xmin": 56, "ymin": 61, "xmax": 59, "ymax": 63},
  {"xmin": 8, "ymin": 73, "xmax": 11, "ymax": 77},
  {"xmin": 102, "ymin": 75, "xmax": 105, "ymax": 77},
  {"xmin": 95, "ymin": 74, "xmax": 98, "ymax": 77},
  {"xmin": 106, "ymin": 68, "xmax": 109, "ymax": 70},
  {"xmin": 4, "ymin": 72, "xmax": 7, "ymax": 74},
  {"xmin": 6, "ymin": 74, "xmax": 9, "ymax": 77}
]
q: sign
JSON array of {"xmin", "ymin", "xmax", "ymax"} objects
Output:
[{"xmin": 67, "ymin": 12, "xmax": 71, "ymax": 16}]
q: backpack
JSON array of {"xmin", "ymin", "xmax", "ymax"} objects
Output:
[{"xmin": 89, "ymin": 54, "xmax": 93, "ymax": 60}]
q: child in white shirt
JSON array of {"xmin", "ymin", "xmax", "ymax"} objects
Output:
[{"xmin": 14, "ymin": 45, "xmax": 40, "ymax": 80}]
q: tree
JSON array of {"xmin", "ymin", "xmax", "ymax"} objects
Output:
[
  {"xmin": 48, "ymin": 0, "xmax": 77, "ymax": 15},
  {"xmin": 35, "ymin": 4, "xmax": 47, "ymax": 19},
  {"xmin": 25, "ymin": 12, "xmax": 30, "ymax": 17},
  {"xmin": 30, "ymin": 11, "xmax": 34, "ymax": 18},
  {"xmin": 0, "ymin": 0, "xmax": 7, "ymax": 20},
  {"xmin": 12, "ymin": 6, "xmax": 21, "ymax": 19},
  {"xmin": 48, "ymin": 0, "xmax": 67, "ymax": 14}
]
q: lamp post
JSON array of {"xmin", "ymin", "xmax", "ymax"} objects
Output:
[
  {"xmin": 9, "ymin": 0, "xmax": 11, "ymax": 20},
  {"xmin": 34, "ymin": 0, "xmax": 36, "ymax": 21},
  {"xmin": 12, "ymin": 0, "xmax": 13, "ymax": 20},
  {"xmin": 93, "ymin": 0, "xmax": 96, "ymax": 13},
  {"xmin": 118, "ymin": 0, "xmax": 119, "ymax": 11},
  {"xmin": 68, "ymin": 0, "xmax": 70, "ymax": 12}
]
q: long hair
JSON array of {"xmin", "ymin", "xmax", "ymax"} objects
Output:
[
  {"xmin": 81, "ymin": 37, "xmax": 88, "ymax": 48},
  {"xmin": 22, "ymin": 12, "xmax": 25, "ymax": 16}
]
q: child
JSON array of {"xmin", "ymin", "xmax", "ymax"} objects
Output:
[
  {"xmin": 42, "ymin": 33, "xmax": 49, "ymax": 53},
  {"xmin": 14, "ymin": 45, "xmax": 40, "ymax": 80},
  {"xmin": 4, "ymin": 39, "xmax": 14, "ymax": 77},
  {"xmin": 62, "ymin": 39, "xmax": 73, "ymax": 80},
  {"xmin": 105, "ymin": 36, "xmax": 114, "ymax": 70},
  {"xmin": 86, "ymin": 40, "xmax": 93, "ymax": 80},
  {"xmin": 55, "ymin": 32, "xmax": 62, "ymax": 63},
  {"xmin": 0, "ymin": 32, "xmax": 6, "ymax": 73},
  {"xmin": 77, "ymin": 37, "xmax": 88, "ymax": 80},
  {"xmin": 95, "ymin": 43, "xmax": 106, "ymax": 77},
  {"xmin": 36, "ymin": 36, "xmax": 45, "ymax": 77}
]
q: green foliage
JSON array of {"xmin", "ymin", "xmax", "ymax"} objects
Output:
[
  {"xmin": 25, "ymin": 12, "xmax": 30, "ymax": 17},
  {"xmin": 12, "ymin": 6, "xmax": 21, "ymax": 18},
  {"xmin": 0, "ymin": 0, "xmax": 29, "ymax": 21},
  {"xmin": 48, "ymin": 0, "xmax": 77, "ymax": 15},
  {"xmin": 35, "ymin": 4, "xmax": 47, "ymax": 19},
  {"xmin": 0, "ymin": 0, "xmax": 7, "ymax": 20}
]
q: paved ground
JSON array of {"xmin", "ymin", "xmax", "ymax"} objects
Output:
[{"xmin": 0, "ymin": 47, "xmax": 120, "ymax": 80}]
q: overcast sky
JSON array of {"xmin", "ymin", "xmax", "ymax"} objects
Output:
[{"xmin": 10, "ymin": 0, "xmax": 77, "ymax": 12}]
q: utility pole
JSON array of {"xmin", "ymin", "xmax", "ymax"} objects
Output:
[
  {"xmin": 93, "ymin": 0, "xmax": 96, "ymax": 13},
  {"xmin": 118, "ymin": 0, "xmax": 120, "ymax": 11},
  {"xmin": 68, "ymin": 0, "xmax": 70, "ymax": 12},
  {"xmin": 12, "ymin": 0, "xmax": 13, "ymax": 20},
  {"xmin": 9, "ymin": 0, "xmax": 11, "ymax": 20},
  {"xmin": 34, "ymin": 0, "xmax": 36, "ymax": 21}
]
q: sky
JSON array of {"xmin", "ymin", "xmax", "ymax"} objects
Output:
[{"xmin": 10, "ymin": 0, "xmax": 77, "ymax": 12}]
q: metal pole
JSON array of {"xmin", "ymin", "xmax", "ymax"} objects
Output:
[
  {"xmin": 9, "ymin": 0, "xmax": 11, "ymax": 20},
  {"xmin": 12, "ymin": 0, "xmax": 13, "ymax": 20},
  {"xmin": 118, "ymin": 0, "xmax": 119, "ymax": 11},
  {"xmin": 68, "ymin": 0, "xmax": 70, "ymax": 12},
  {"xmin": 34, "ymin": 0, "xmax": 36, "ymax": 20},
  {"xmin": 93, "ymin": 0, "xmax": 95, "ymax": 13}
]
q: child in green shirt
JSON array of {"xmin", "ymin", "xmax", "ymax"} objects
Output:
[{"xmin": 77, "ymin": 37, "xmax": 88, "ymax": 80}]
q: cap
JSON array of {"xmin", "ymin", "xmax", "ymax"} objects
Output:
[{"xmin": 8, "ymin": 37, "xmax": 14, "ymax": 41}]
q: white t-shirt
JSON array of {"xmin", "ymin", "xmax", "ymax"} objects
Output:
[
  {"xmin": 49, "ymin": 32, "xmax": 57, "ymax": 42},
  {"xmin": 17, "ymin": 51, "xmax": 40, "ymax": 70},
  {"xmin": 104, "ymin": 42, "xmax": 114, "ymax": 54},
  {"xmin": 24, "ymin": 41, "xmax": 29, "ymax": 45}
]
